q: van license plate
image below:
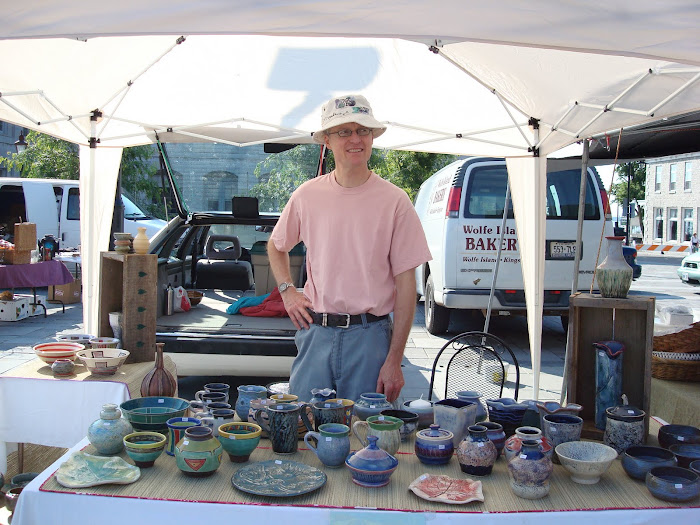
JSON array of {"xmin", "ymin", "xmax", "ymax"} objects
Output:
[{"xmin": 550, "ymin": 241, "xmax": 577, "ymax": 259}]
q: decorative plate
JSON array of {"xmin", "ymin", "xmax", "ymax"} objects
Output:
[
  {"xmin": 652, "ymin": 351, "xmax": 700, "ymax": 361},
  {"xmin": 56, "ymin": 451, "xmax": 141, "ymax": 488},
  {"xmin": 231, "ymin": 460, "xmax": 327, "ymax": 497},
  {"xmin": 408, "ymin": 473, "xmax": 484, "ymax": 504}
]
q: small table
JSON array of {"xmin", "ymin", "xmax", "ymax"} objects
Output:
[
  {"xmin": 0, "ymin": 356, "xmax": 178, "ymax": 474},
  {"xmin": 0, "ymin": 260, "xmax": 75, "ymax": 315}
]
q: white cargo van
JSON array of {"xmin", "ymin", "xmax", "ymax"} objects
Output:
[
  {"xmin": 0, "ymin": 178, "xmax": 166, "ymax": 250},
  {"xmin": 414, "ymin": 157, "xmax": 613, "ymax": 334}
]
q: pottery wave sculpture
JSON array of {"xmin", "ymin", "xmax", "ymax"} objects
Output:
[
  {"xmin": 140, "ymin": 342, "xmax": 177, "ymax": 398},
  {"xmin": 593, "ymin": 340, "xmax": 624, "ymax": 430},
  {"xmin": 535, "ymin": 401, "xmax": 583, "ymax": 429}
]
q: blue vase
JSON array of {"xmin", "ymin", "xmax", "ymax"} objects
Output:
[
  {"xmin": 507, "ymin": 440, "xmax": 553, "ymax": 499},
  {"xmin": 593, "ymin": 341, "xmax": 624, "ymax": 430},
  {"xmin": 235, "ymin": 385, "xmax": 268, "ymax": 422},
  {"xmin": 87, "ymin": 404, "xmax": 133, "ymax": 455},
  {"xmin": 354, "ymin": 392, "xmax": 392, "ymax": 421}
]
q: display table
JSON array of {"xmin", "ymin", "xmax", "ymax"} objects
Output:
[
  {"xmin": 0, "ymin": 356, "xmax": 177, "ymax": 474},
  {"xmin": 0, "ymin": 260, "xmax": 75, "ymax": 315},
  {"xmin": 650, "ymin": 378, "xmax": 700, "ymax": 427},
  {"xmin": 11, "ymin": 421, "xmax": 698, "ymax": 525}
]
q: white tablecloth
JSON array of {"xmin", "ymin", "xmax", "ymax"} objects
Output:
[{"xmin": 11, "ymin": 437, "xmax": 699, "ymax": 525}]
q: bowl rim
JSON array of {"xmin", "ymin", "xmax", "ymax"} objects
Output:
[
  {"xmin": 623, "ymin": 445, "xmax": 676, "ymax": 461},
  {"xmin": 647, "ymin": 465, "xmax": 700, "ymax": 483},
  {"xmin": 669, "ymin": 443, "xmax": 700, "ymax": 457},
  {"xmin": 33, "ymin": 342, "xmax": 84, "ymax": 352},
  {"xmin": 76, "ymin": 348, "xmax": 130, "ymax": 359},
  {"xmin": 123, "ymin": 431, "xmax": 167, "ymax": 448},
  {"xmin": 555, "ymin": 441, "xmax": 618, "ymax": 463},
  {"xmin": 658, "ymin": 424, "xmax": 700, "ymax": 436},
  {"xmin": 120, "ymin": 396, "xmax": 190, "ymax": 412}
]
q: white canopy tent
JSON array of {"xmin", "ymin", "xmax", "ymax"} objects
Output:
[{"xmin": 1, "ymin": 1, "xmax": 699, "ymax": 398}]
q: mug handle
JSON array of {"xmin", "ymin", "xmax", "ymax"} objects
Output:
[
  {"xmin": 352, "ymin": 420, "xmax": 369, "ymax": 447},
  {"xmin": 298, "ymin": 403, "xmax": 314, "ymax": 432},
  {"xmin": 304, "ymin": 431, "xmax": 321, "ymax": 457},
  {"xmin": 199, "ymin": 416, "xmax": 215, "ymax": 430},
  {"xmin": 195, "ymin": 390, "xmax": 206, "ymax": 402},
  {"xmin": 254, "ymin": 409, "xmax": 271, "ymax": 434}
]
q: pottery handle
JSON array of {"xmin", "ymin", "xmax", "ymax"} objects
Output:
[
  {"xmin": 194, "ymin": 390, "xmax": 206, "ymax": 402},
  {"xmin": 304, "ymin": 431, "xmax": 321, "ymax": 456},
  {"xmin": 352, "ymin": 420, "xmax": 369, "ymax": 448},
  {"xmin": 199, "ymin": 416, "xmax": 215, "ymax": 431},
  {"xmin": 254, "ymin": 409, "xmax": 271, "ymax": 434},
  {"xmin": 298, "ymin": 403, "xmax": 314, "ymax": 432}
]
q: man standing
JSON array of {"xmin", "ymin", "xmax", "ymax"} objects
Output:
[{"xmin": 268, "ymin": 95, "xmax": 432, "ymax": 403}]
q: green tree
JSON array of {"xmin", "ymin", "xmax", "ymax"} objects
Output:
[
  {"xmin": 119, "ymin": 145, "xmax": 164, "ymax": 219},
  {"xmin": 0, "ymin": 130, "xmax": 79, "ymax": 179},
  {"xmin": 610, "ymin": 161, "xmax": 646, "ymax": 237}
]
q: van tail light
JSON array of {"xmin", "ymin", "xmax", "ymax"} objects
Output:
[
  {"xmin": 446, "ymin": 187, "xmax": 462, "ymax": 218},
  {"xmin": 599, "ymin": 189, "xmax": 612, "ymax": 221}
]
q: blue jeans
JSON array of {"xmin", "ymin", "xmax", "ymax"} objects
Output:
[{"xmin": 289, "ymin": 317, "xmax": 393, "ymax": 404}]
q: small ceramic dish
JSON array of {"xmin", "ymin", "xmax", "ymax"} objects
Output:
[
  {"xmin": 621, "ymin": 445, "xmax": 677, "ymax": 480},
  {"xmin": 123, "ymin": 431, "xmax": 167, "ymax": 467},
  {"xmin": 55, "ymin": 333, "xmax": 95, "ymax": 346},
  {"xmin": 217, "ymin": 422, "xmax": 262, "ymax": 462},
  {"xmin": 669, "ymin": 443, "xmax": 700, "ymax": 469},
  {"xmin": 646, "ymin": 466, "xmax": 700, "ymax": 502},
  {"xmin": 409, "ymin": 473, "xmax": 484, "ymax": 504},
  {"xmin": 657, "ymin": 424, "xmax": 700, "ymax": 449},
  {"xmin": 88, "ymin": 337, "xmax": 120, "ymax": 349},
  {"xmin": 33, "ymin": 342, "xmax": 83, "ymax": 364},
  {"xmin": 76, "ymin": 348, "xmax": 130, "ymax": 375},
  {"xmin": 555, "ymin": 441, "xmax": 617, "ymax": 484}
]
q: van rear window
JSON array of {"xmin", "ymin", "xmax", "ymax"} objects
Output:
[{"xmin": 464, "ymin": 166, "xmax": 600, "ymax": 220}]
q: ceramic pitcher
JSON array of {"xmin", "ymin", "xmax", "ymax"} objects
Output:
[
  {"xmin": 353, "ymin": 414, "xmax": 403, "ymax": 456},
  {"xmin": 255, "ymin": 402, "xmax": 312, "ymax": 454},
  {"xmin": 304, "ymin": 423, "xmax": 351, "ymax": 468},
  {"xmin": 235, "ymin": 385, "xmax": 268, "ymax": 422},
  {"xmin": 433, "ymin": 398, "xmax": 478, "ymax": 447}
]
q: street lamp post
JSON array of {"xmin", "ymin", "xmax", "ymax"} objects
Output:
[
  {"xmin": 14, "ymin": 134, "xmax": 28, "ymax": 153},
  {"xmin": 626, "ymin": 162, "xmax": 632, "ymax": 246}
]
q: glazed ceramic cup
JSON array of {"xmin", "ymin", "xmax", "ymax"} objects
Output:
[
  {"xmin": 196, "ymin": 383, "xmax": 230, "ymax": 403},
  {"xmin": 327, "ymin": 398, "xmax": 355, "ymax": 427},
  {"xmin": 310, "ymin": 400, "xmax": 346, "ymax": 431},
  {"xmin": 196, "ymin": 391, "xmax": 228, "ymax": 405},
  {"xmin": 353, "ymin": 415, "xmax": 403, "ymax": 456},
  {"xmin": 166, "ymin": 417, "xmax": 202, "ymax": 456},
  {"xmin": 543, "ymin": 414, "xmax": 583, "ymax": 464},
  {"xmin": 304, "ymin": 423, "xmax": 351, "ymax": 468},
  {"xmin": 380, "ymin": 409, "xmax": 420, "ymax": 442},
  {"xmin": 217, "ymin": 422, "xmax": 262, "ymax": 462},
  {"xmin": 255, "ymin": 403, "xmax": 312, "ymax": 454}
]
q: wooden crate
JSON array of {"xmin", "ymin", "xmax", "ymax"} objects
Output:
[
  {"xmin": 98, "ymin": 252, "xmax": 157, "ymax": 363},
  {"xmin": 566, "ymin": 293, "xmax": 655, "ymax": 440},
  {"xmin": 0, "ymin": 249, "xmax": 31, "ymax": 265}
]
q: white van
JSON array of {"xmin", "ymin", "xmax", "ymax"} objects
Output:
[
  {"xmin": 414, "ymin": 157, "xmax": 613, "ymax": 334},
  {"xmin": 0, "ymin": 178, "xmax": 166, "ymax": 250}
]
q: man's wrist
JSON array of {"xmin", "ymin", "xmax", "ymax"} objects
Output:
[{"xmin": 278, "ymin": 282, "xmax": 295, "ymax": 293}]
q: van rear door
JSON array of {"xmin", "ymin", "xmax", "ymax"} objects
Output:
[{"xmin": 21, "ymin": 180, "xmax": 60, "ymax": 242}]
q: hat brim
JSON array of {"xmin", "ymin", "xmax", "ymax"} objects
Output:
[{"xmin": 313, "ymin": 115, "xmax": 387, "ymax": 144}]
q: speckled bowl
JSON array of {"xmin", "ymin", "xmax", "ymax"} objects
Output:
[
  {"xmin": 555, "ymin": 441, "xmax": 617, "ymax": 484},
  {"xmin": 622, "ymin": 446, "xmax": 677, "ymax": 480},
  {"xmin": 646, "ymin": 466, "xmax": 700, "ymax": 503}
]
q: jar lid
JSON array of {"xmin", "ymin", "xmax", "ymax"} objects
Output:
[
  {"xmin": 606, "ymin": 405, "xmax": 645, "ymax": 421},
  {"xmin": 346, "ymin": 435, "xmax": 398, "ymax": 471},
  {"xmin": 417, "ymin": 424, "xmax": 453, "ymax": 441}
]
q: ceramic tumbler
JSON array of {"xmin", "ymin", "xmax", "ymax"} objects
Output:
[
  {"xmin": 434, "ymin": 398, "xmax": 478, "ymax": 447},
  {"xmin": 304, "ymin": 423, "xmax": 351, "ymax": 468},
  {"xmin": 543, "ymin": 414, "xmax": 583, "ymax": 464},
  {"xmin": 255, "ymin": 403, "xmax": 312, "ymax": 454},
  {"xmin": 166, "ymin": 417, "xmax": 201, "ymax": 456},
  {"xmin": 311, "ymin": 400, "xmax": 346, "ymax": 431},
  {"xmin": 353, "ymin": 415, "xmax": 403, "ymax": 456}
]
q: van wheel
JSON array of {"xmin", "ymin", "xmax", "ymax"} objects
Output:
[{"xmin": 425, "ymin": 275, "xmax": 450, "ymax": 335}]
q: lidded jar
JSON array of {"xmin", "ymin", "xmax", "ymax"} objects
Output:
[
  {"xmin": 87, "ymin": 403, "xmax": 134, "ymax": 455},
  {"xmin": 456, "ymin": 424, "xmax": 498, "ymax": 476},
  {"xmin": 415, "ymin": 424, "xmax": 454, "ymax": 465},
  {"xmin": 354, "ymin": 392, "xmax": 393, "ymax": 421},
  {"xmin": 507, "ymin": 439, "xmax": 553, "ymax": 499},
  {"xmin": 345, "ymin": 435, "xmax": 399, "ymax": 487},
  {"xmin": 604, "ymin": 401, "xmax": 646, "ymax": 455}
]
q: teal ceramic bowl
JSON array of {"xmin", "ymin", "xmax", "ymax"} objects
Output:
[
  {"xmin": 123, "ymin": 431, "xmax": 167, "ymax": 467},
  {"xmin": 120, "ymin": 397, "xmax": 189, "ymax": 432},
  {"xmin": 217, "ymin": 422, "xmax": 262, "ymax": 463}
]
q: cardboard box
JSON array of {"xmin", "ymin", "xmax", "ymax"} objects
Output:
[
  {"xmin": 0, "ymin": 296, "xmax": 31, "ymax": 322},
  {"xmin": 14, "ymin": 222, "xmax": 37, "ymax": 251},
  {"xmin": 0, "ymin": 249, "xmax": 31, "ymax": 265},
  {"xmin": 48, "ymin": 278, "xmax": 82, "ymax": 304}
]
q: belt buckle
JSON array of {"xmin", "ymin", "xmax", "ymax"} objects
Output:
[{"xmin": 338, "ymin": 313, "xmax": 350, "ymax": 328}]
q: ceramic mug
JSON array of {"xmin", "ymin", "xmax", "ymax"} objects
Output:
[
  {"xmin": 188, "ymin": 400, "xmax": 208, "ymax": 418},
  {"xmin": 255, "ymin": 403, "xmax": 312, "ymax": 454},
  {"xmin": 196, "ymin": 383, "xmax": 230, "ymax": 403},
  {"xmin": 310, "ymin": 400, "xmax": 346, "ymax": 431},
  {"xmin": 165, "ymin": 417, "xmax": 202, "ymax": 456},
  {"xmin": 327, "ymin": 398, "xmax": 355, "ymax": 427},
  {"xmin": 200, "ymin": 408, "xmax": 236, "ymax": 437},
  {"xmin": 304, "ymin": 423, "xmax": 351, "ymax": 468},
  {"xmin": 196, "ymin": 391, "xmax": 228, "ymax": 405},
  {"xmin": 353, "ymin": 414, "xmax": 403, "ymax": 456},
  {"xmin": 543, "ymin": 414, "xmax": 583, "ymax": 464}
]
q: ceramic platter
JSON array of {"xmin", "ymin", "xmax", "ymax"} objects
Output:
[
  {"xmin": 231, "ymin": 460, "xmax": 327, "ymax": 497},
  {"xmin": 409, "ymin": 473, "xmax": 484, "ymax": 504},
  {"xmin": 56, "ymin": 451, "xmax": 141, "ymax": 488}
]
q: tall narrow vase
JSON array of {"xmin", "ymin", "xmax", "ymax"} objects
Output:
[
  {"xmin": 593, "ymin": 340, "xmax": 624, "ymax": 430},
  {"xmin": 132, "ymin": 226, "xmax": 150, "ymax": 255},
  {"xmin": 595, "ymin": 236, "xmax": 633, "ymax": 298},
  {"xmin": 140, "ymin": 342, "xmax": 177, "ymax": 397}
]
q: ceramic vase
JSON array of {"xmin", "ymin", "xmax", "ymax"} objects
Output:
[
  {"xmin": 354, "ymin": 392, "xmax": 393, "ymax": 421},
  {"xmin": 604, "ymin": 402, "xmax": 646, "ymax": 455},
  {"xmin": 415, "ymin": 424, "xmax": 454, "ymax": 465},
  {"xmin": 235, "ymin": 385, "xmax": 268, "ymax": 422},
  {"xmin": 456, "ymin": 390, "xmax": 487, "ymax": 422},
  {"xmin": 456, "ymin": 424, "xmax": 498, "ymax": 476},
  {"xmin": 520, "ymin": 399, "xmax": 541, "ymax": 428},
  {"xmin": 108, "ymin": 311, "xmax": 123, "ymax": 345},
  {"xmin": 140, "ymin": 342, "xmax": 177, "ymax": 398},
  {"xmin": 596, "ymin": 236, "xmax": 633, "ymax": 298},
  {"xmin": 309, "ymin": 387, "xmax": 336, "ymax": 404},
  {"xmin": 174, "ymin": 426, "xmax": 223, "ymax": 477},
  {"xmin": 113, "ymin": 232, "xmax": 133, "ymax": 254},
  {"xmin": 542, "ymin": 414, "xmax": 583, "ymax": 464},
  {"xmin": 434, "ymin": 398, "xmax": 478, "ymax": 447},
  {"xmin": 87, "ymin": 403, "xmax": 134, "ymax": 455},
  {"xmin": 485, "ymin": 398, "xmax": 529, "ymax": 437},
  {"xmin": 304, "ymin": 423, "xmax": 351, "ymax": 468},
  {"xmin": 507, "ymin": 440, "xmax": 553, "ymax": 499},
  {"xmin": 593, "ymin": 340, "xmax": 624, "ymax": 430},
  {"xmin": 481, "ymin": 421, "xmax": 506, "ymax": 457},
  {"xmin": 504, "ymin": 426, "xmax": 553, "ymax": 462},
  {"xmin": 132, "ymin": 226, "xmax": 150, "ymax": 255}
]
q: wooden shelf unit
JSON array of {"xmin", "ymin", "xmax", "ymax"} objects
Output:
[
  {"xmin": 566, "ymin": 293, "xmax": 655, "ymax": 440},
  {"xmin": 98, "ymin": 252, "xmax": 157, "ymax": 363}
]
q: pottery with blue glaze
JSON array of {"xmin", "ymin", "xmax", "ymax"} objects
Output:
[
  {"xmin": 486, "ymin": 398, "xmax": 528, "ymax": 437},
  {"xmin": 455, "ymin": 391, "xmax": 487, "ymax": 422},
  {"xmin": 646, "ymin": 466, "xmax": 700, "ymax": 502},
  {"xmin": 87, "ymin": 403, "xmax": 133, "ymax": 455},
  {"xmin": 593, "ymin": 340, "xmax": 624, "ymax": 430},
  {"xmin": 415, "ymin": 424, "xmax": 454, "ymax": 465},
  {"xmin": 304, "ymin": 423, "xmax": 351, "ymax": 468},
  {"xmin": 346, "ymin": 435, "xmax": 399, "ymax": 487},
  {"xmin": 234, "ymin": 385, "xmax": 268, "ymax": 422},
  {"xmin": 354, "ymin": 392, "xmax": 393, "ymax": 421},
  {"xmin": 456, "ymin": 424, "xmax": 498, "ymax": 476},
  {"xmin": 508, "ymin": 439, "xmax": 553, "ymax": 499}
]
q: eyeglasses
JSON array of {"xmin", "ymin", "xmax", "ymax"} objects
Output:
[{"xmin": 327, "ymin": 128, "xmax": 373, "ymax": 138}]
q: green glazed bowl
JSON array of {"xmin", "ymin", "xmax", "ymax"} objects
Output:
[
  {"xmin": 217, "ymin": 422, "xmax": 262, "ymax": 463},
  {"xmin": 123, "ymin": 431, "xmax": 167, "ymax": 467}
]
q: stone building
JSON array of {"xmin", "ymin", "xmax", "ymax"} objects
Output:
[
  {"xmin": 0, "ymin": 121, "xmax": 27, "ymax": 177},
  {"xmin": 645, "ymin": 152, "xmax": 700, "ymax": 244}
]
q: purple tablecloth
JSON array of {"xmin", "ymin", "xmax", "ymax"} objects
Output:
[{"xmin": 0, "ymin": 260, "xmax": 74, "ymax": 289}]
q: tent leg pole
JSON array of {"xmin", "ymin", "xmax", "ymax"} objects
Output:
[{"xmin": 483, "ymin": 182, "xmax": 511, "ymax": 334}]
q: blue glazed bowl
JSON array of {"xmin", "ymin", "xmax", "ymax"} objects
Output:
[
  {"xmin": 657, "ymin": 424, "xmax": 700, "ymax": 449},
  {"xmin": 646, "ymin": 466, "xmax": 700, "ymax": 502},
  {"xmin": 690, "ymin": 460, "xmax": 700, "ymax": 477},
  {"xmin": 669, "ymin": 443, "xmax": 700, "ymax": 469},
  {"xmin": 120, "ymin": 397, "xmax": 190, "ymax": 432},
  {"xmin": 622, "ymin": 446, "xmax": 677, "ymax": 480},
  {"xmin": 123, "ymin": 431, "xmax": 167, "ymax": 467}
]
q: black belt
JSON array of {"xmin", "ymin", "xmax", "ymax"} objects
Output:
[{"xmin": 307, "ymin": 309, "xmax": 389, "ymax": 328}]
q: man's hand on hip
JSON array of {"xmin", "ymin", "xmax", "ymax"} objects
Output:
[{"xmin": 281, "ymin": 289, "xmax": 313, "ymax": 330}]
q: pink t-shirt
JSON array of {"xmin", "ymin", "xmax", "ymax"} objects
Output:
[{"xmin": 271, "ymin": 171, "xmax": 432, "ymax": 316}]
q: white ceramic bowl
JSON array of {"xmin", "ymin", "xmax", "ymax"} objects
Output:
[
  {"xmin": 555, "ymin": 441, "xmax": 618, "ymax": 484},
  {"xmin": 33, "ymin": 342, "xmax": 83, "ymax": 364},
  {"xmin": 88, "ymin": 337, "xmax": 120, "ymax": 349},
  {"xmin": 76, "ymin": 348, "xmax": 130, "ymax": 375},
  {"xmin": 55, "ymin": 333, "xmax": 95, "ymax": 346}
]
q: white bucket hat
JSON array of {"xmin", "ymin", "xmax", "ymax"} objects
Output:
[{"xmin": 312, "ymin": 94, "xmax": 386, "ymax": 144}]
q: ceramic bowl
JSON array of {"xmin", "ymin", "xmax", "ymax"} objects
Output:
[
  {"xmin": 76, "ymin": 348, "xmax": 130, "ymax": 375},
  {"xmin": 555, "ymin": 441, "xmax": 618, "ymax": 484},
  {"xmin": 657, "ymin": 424, "xmax": 700, "ymax": 449},
  {"xmin": 33, "ymin": 342, "xmax": 83, "ymax": 364},
  {"xmin": 55, "ymin": 333, "xmax": 95, "ymax": 346},
  {"xmin": 646, "ymin": 466, "xmax": 700, "ymax": 502},
  {"xmin": 123, "ymin": 431, "xmax": 167, "ymax": 467},
  {"xmin": 380, "ymin": 409, "xmax": 419, "ymax": 442},
  {"xmin": 622, "ymin": 445, "xmax": 677, "ymax": 480},
  {"xmin": 217, "ymin": 422, "xmax": 262, "ymax": 462},
  {"xmin": 120, "ymin": 397, "xmax": 190, "ymax": 432},
  {"xmin": 88, "ymin": 337, "xmax": 120, "ymax": 349},
  {"xmin": 669, "ymin": 443, "xmax": 700, "ymax": 468},
  {"xmin": 5, "ymin": 487, "xmax": 22, "ymax": 513},
  {"xmin": 401, "ymin": 399, "xmax": 434, "ymax": 429},
  {"xmin": 186, "ymin": 289, "xmax": 204, "ymax": 306},
  {"xmin": 266, "ymin": 381, "xmax": 290, "ymax": 397},
  {"xmin": 10, "ymin": 472, "xmax": 38, "ymax": 488},
  {"xmin": 690, "ymin": 460, "xmax": 700, "ymax": 476}
]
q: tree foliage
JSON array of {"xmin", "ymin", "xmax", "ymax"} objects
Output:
[
  {"xmin": 0, "ymin": 130, "xmax": 79, "ymax": 179},
  {"xmin": 610, "ymin": 161, "xmax": 646, "ymax": 236}
]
